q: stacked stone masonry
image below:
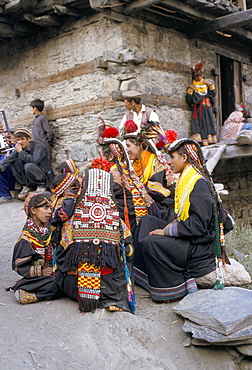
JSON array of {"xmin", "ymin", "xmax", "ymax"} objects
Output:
[{"xmin": 0, "ymin": 14, "xmax": 252, "ymax": 220}]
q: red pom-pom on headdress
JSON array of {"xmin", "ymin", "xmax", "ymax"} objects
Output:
[
  {"xmin": 91, "ymin": 156, "xmax": 112, "ymax": 172},
  {"xmin": 156, "ymin": 141, "xmax": 165, "ymax": 150},
  {"xmin": 195, "ymin": 62, "xmax": 204, "ymax": 72},
  {"xmin": 103, "ymin": 127, "xmax": 119, "ymax": 138},
  {"xmin": 125, "ymin": 120, "xmax": 138, "ymax": 134},
  {"xmin": 192, "ymin": 61, "xmax": 205, "ymax": 76},
  {"xmin": 165, "ymin": 129, "xmax": 178, "ymax": 144}
]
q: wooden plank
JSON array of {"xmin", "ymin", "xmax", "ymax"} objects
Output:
[
  {"xmin": 9, "ymin": 95, "xmax": 188, "ymax": 126},
  {"xmin": 145, "ymin": 59, "xmax": 191, "ymax": 75},
  {"xmin": 9, "ymin": 98, "xmax": 124, "ymax": 125},
  {"xmin": 124, "ymin": 0, "xmax": 214, "ymax": 20},
  {"xmin": 0, "ymin": 21, "xmax": 16, "ymax": 37},
  {"xmin": 233, "ymin": 60, "xmax": 242, "ymax": 106},
  {"xmin": 21, "ymin": 60, "xmax": 96, "ymax": 90},
  {"xmin": 13, "ymin": 22, "xmax": 41, "ymax": 34},
  {"xmin": 188, "ymin": 9, "xmax": 252, "ymax": 37},
  {"xmin": 32, "ymin": 0, "xmax": 82, "ymax": 15},
  {"xmin": 53, "ymin": 5, "xmax": 79, "ymax": 16},
  {"xmin": 23, "ymin": 13, "xmax": 63, "ymax": 26},
  {"xmin": 4, "ymin": 0, "xmax": 37, "ymax": 14},
  {"xmin": 237, "ymin": 0, "xmax": 247, "ymax": 11},
  {"xmin": 124, "ymin": 0, "xmax": 163, "ymax": 15}
]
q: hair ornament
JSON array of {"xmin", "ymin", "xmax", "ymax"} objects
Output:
[
  {"xmin": 91, "ymin": 156, "xmax": 113, "ymax": 172},
  {"xmin": 103, "ymin": 127, "xmax": 119, "ymax": 138}
]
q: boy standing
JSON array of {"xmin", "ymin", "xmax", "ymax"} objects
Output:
[{"xmin": 30, "ymin": 99, "xmax": 53, "ymax": 160}]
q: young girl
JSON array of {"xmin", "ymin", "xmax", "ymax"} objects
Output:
[
  {"xmin": 133, "ymin": 138, "xmax": 229, "ymax": 303},
  {"xmin": 186, "ymin": 61, "xmax": 217, "ymax": 146},
  {"xmin": 12, "ymin": 192, "xmax": 60, "ymax": 304},
  {"xmin": 123, "ymin": 120, "xmax": 176, "ymax": 223}
]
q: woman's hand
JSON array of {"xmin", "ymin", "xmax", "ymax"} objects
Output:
[
  {"xmin": 42, "ymin": 267, "xmax": 53, "ymax": 276},
  {"xmin": 149, "ymin": 228, "xmax": 165, "ymax": 236}
]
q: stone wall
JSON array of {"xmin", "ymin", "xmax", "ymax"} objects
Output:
[
  {"xmin": 1, "ymin": 14, "xmax": 250, "ymax": 166},
  {"xmin": 213, "ymin": 157, "xmax": 252, "ymax": 223},
  {"xmin": 0, "ymin": 14, "xmax": 252, "ymax": 221}
]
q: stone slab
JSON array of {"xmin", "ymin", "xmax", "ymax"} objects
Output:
[
  {"xmin": 236, "ymin": 344, "xmax": 252, "ymax": 356},
  {"xmin": 182, "ymin": 319, "xmax": 252, "ymax": 345},
  {"xmin": 172, "ymin": 287, "xmax": 252, "ymax": 335}
]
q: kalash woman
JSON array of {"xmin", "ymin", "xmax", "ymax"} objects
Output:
[
  {"xmin": 123, "ymin": 120, "xmax": 176, "ymax": 223},
  {"xmin": 133, "ymin": 138, "xmax": 230, "ymax": 303},
  {"xmin": 52, "ymin": 157, "xmax": 135, "ymax": 313},
  {"xmin": 186, "ymin": 61, "xmax": 217, "ymax": 146},
  {"xmin": 100, "ymin": 125, "xmax": 161, "ymax": 236},
  {"xmin": 12, "ymin": 192, "xmax": 60, "ymax": 304}
]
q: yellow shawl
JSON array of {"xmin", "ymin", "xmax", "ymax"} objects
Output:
[
  {"xmin": 175, "ymin": 164, "xmax": 203, "ymax": 221},
  {"xmin": 133, "ymin": 150, "xmax": 155, "ymax": 185}
]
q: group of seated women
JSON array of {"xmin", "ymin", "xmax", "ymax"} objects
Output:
[{"xmin": 11, "ymin": 120, "xmax": 230, "ymax": 312}]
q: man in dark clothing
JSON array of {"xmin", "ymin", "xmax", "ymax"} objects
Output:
[
  {"xmin": 30, "ymin": 99, "xmax": 53, "ymax": 161},
  {"xmin": 0, "ymin": 128, "xmax": 54, "ymax": 200},
  {"xmin": 0, "ymin": 126, "xmax": 16, "ymax": 204}
]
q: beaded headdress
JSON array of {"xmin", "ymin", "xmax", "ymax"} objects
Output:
[{"xmin": 51, "ymin": 173, "xmax": 77, "ymax": 197}]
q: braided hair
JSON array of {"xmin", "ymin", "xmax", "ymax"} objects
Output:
[{"xmin": 169, "ymin": 138, "xmax": 229, "ymax": 267}]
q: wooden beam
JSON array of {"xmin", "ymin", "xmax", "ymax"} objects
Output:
[
  {"xmin": 124, "ymin": 0, "xmax": 214, "ymax": 19},
  {"xmin": 23, "ymin": 13, "xmax": 63, "ymax": 27},
  {"xmin": 188, "ymin": 9, "xmax": 252, "ymax": 37},
  {"xmin": 237, "ymin": 0, "xmax": 246, "ymax": 11},
  {"xmin": 124, "ymin": 0, "xmax": 160, "ymax": 15},
  {"xmin": 145, "ymin": 59, "xmax": 191, "ymax": 75},
  {"xmin": 33, "ymin": 0, "xmax": 83, "ymax": 15},
  {"xmin": 10, "ymin": 98, "xmax": 124, "ymax": 125},
  {"xmin": 10, "ymin": 94, "xmax": 189, "ymax": 126},
  {"xmin": 0, "ymin": 21, "xmax": 16, "ymax": 37},
  {"xmin": 53, "ymin": 5, "xmax": 79, "ymax": 16},
  {"xmin": 13, "ymin": 22, "xmax": 41, "ymax": 34},
  {"xmin": 4, "ymin": 0, "xmax": 37, "ymax": 14}
]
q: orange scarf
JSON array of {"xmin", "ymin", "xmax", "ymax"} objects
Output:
[{"xmin": 133, "ymin": 150, "xmax": 155, "ymax": 185}]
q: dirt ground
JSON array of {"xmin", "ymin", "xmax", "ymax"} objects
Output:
[{"xmin": 1, "ymin": 200, "xmax": 252, "ymax": 370}]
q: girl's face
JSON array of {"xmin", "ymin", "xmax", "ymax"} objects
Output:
[
  {"xmin": 168, "ymin": 151, "xmax": 188, "ymax": 174},
  {"xmin": 125, "ymin": 139, "xmax": 142, "ymax": 161},
  {"xmin": 31, "ymin": 203, "xmax": 53, "ymax": 227},
  {"xmin": 194, "ymin": 73, "xmax": 203, "ymax": 82}
]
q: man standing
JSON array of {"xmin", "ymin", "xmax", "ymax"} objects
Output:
[
  {"xmin": 0, "ymin": 128, "xmax": 54, "ymax": 200},
  {"xmin": 30, "ymin": 99, "xmax": 53, "ymax": 160},
  {"xmin": 119, "ymin": 91, "xmax": 159, "ymax": 134}
]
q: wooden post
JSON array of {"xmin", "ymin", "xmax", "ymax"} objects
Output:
[{"xmin": 237, "ymin": 0, "xmax": 247, "ymax": 11}]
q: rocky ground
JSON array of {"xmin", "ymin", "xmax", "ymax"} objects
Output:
[{"xmin": 0, "ymin": 200, "xmax": 252, "ymax": 370}]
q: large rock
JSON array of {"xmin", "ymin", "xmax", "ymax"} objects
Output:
[
  {"xmin": 172, "ymin": 287, "xmax": 252, "ymax": 335},
  {"xmin": 236, "ymin": 344, "xmax": 252, "ymax": 357},
  {"xmin": 195, "ymin": 258, "xmax": 251, "ymax": 288},
  {"xmin": 182, "ymin": 319, "xmax": 252, "ymax": 346}
]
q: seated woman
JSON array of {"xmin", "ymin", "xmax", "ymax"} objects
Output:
[
  {"xmin": 52, "ymin": 158, "xmax": 135, "ymax": 313},
  {"xmin": 133, "ymin": 138, "xmax": 230, "ymax": 303},
  {"xmin": 12, "ymin": 192, "xmax": 60, "ymax": 304},
  {"xmin": 100, "ymin": 126, "xmax": 160, "ymax": 235},
  {"xmin": 123, "ymin": 120, "xmax": 176, "ymax": 222}
]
